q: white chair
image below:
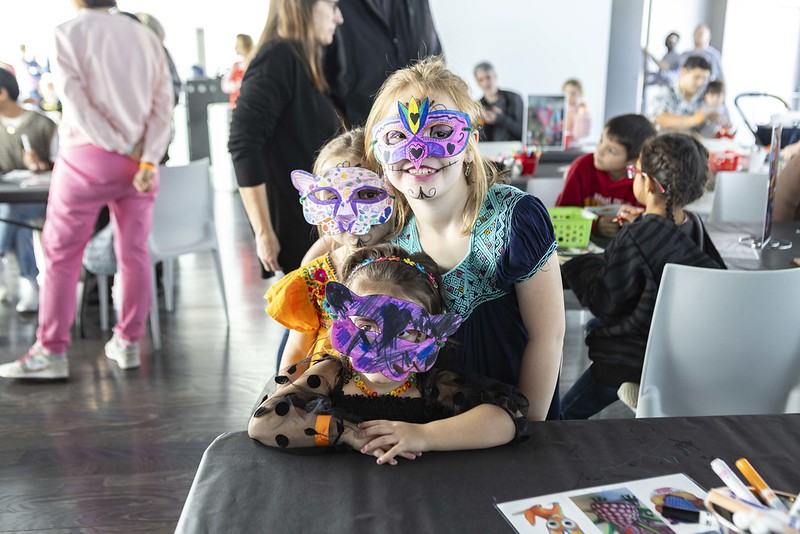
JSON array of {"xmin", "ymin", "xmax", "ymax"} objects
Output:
[
  {"xmin": 147, "ymin": 159, "xmax": 229, "ymax": 349},
  {"xmin": 708, "ymin": 172, "xmax": 768, "ymax": 223},
  {"xmin": 636, "ymin": 264, "xmax": 800, "ymax": 418},
  {"xmin": 526, "ymin": 177, "xmax": 565, "ymax": 207},
  {"xmin": 79, "ymin": 159, "xmax": 229, "ymax": 349}
]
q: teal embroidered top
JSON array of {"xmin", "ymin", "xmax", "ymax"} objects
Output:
[{"xmin": 391, "ymin": 184, "xmax": 557, "ymax": 406}]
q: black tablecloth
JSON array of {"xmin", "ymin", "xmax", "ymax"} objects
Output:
[
  {"xmin": 708, "ymin": 221, "xmax": 800, "ymax": 270},
  {"xmin": 176, "ymin": 414, "xmax": 800, "ymax": 533}
]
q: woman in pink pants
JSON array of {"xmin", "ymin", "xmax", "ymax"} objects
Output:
[{"xmin": 0, "ymin": 0, "xmax": 173, "ymax": 380}]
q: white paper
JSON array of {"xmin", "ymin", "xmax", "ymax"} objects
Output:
[
  {"xmin": 582, "ymin": 204, "xmax": 622, "ymax": 218},
  {"xmin": 496, "ymin": 473, "xmax": 716, "ymax": 534}
]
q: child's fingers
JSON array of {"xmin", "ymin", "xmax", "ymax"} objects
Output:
[
  {"xmin": 355, "ymin": 422, "xmax": 394, "ymax": 439},
  {"xmin": 397, "ymin": 451, "xmax": 420, "ymax": 461},
  {"xmin": 377, "ymin": 444, "xmax": 405, "ymax": 465},
  {"xmin": 360, "ymin": 435, "xmax": 397, "ymax": 454}
]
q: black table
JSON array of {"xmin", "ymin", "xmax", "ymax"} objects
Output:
[
  {"xmin": 176, "ymin": 414, "xmax": 800, "ymax": 533},
  {"xmin": 707, "ymin": 220, "xmax": 800, "ymax": 270},
  {"xmin": 0, "ymin": 173, "xmax": 50, "ymax": 204}
]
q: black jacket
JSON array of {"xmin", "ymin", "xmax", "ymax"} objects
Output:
[
  {"xmin": 561, "ymin": 212, "xmax": 726, "ymax": 387},
  {"xmin": 479, "ymin": 89, "xmax": 524, "ymax": 141},
  {"xmin": 323, "ymin": 0, "xmax": 442, "ymax": 127},
  {"xmin": 229, "ymin": 40, "xmax": 341, "ymax": 273}
]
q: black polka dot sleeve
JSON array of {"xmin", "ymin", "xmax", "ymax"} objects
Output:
[
  {"xmin": 247, "ymin": 356, "xmax": 350, "ymax": 449},
  {"xmin": 420, "ymin": 369, "xmax": 530, "ymax": 442}
]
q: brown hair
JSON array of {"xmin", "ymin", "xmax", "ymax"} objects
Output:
[
  {"xmin": 341, "ymin": 243, "xmax": 447, "ymax": 314},
  {"xmin": 254, "ymin": 0, "xmax": 328, "ymax": 93},
  {"xmin": 364, "ymin": 56, "xmax": 497, "ymax": 236},
  {"xmin": 640, "ymin": 133, "xmax": 709, "ymax": 222}
]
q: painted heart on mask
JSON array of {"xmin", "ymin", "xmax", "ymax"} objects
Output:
[
  {"xmin": 446, "ymin": 143, "xmax": 455, "ymax": 155},
  {"xmin": 410, "ymin": 147, "xmax": 424, "ymax": 160},
  {"xmin": 410, "ymin": 112, "xmax": 420, "ymax": 124}
]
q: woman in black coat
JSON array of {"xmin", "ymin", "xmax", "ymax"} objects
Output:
[{"xmin": 229, "ymin": 0, "xmax": 343, "ymax": 277}]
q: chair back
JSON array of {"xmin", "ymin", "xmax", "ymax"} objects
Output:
[
  {"xmin": 637, "ymin": 264, "xmax": 800, "ymax": 418},
  {"xmin": 526, "ymin": 178, "xmax": 565, "ymax": 207},
  {"xmin": 708, "ymin": 172, "xmax": 768, "ymax": 223},
  {"xmin": 150, "ymin": 159, "xmax": 215, "ymax": 258}
]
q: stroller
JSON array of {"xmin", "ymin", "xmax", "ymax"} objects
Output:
[{"xmin": 733, "ymin": 92, "xmax": 800, "ymax": 146}]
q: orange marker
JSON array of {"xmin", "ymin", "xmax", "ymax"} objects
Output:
[{"xmin": 736, "ymin": 458, "xmax": 789, "ymax": 512}]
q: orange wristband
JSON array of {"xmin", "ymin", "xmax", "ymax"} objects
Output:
[
  {"xmin": 314, "ymin": 415, "xmax": 331, "ymax": 446},
  {"xmin": 139, "ymin": 162, "xmax": 156, "ymax": 171}
]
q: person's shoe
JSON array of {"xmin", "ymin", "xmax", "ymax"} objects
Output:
[
  {"xmin": 0, "ymin": 344, "xmax": 69, "ymax": 379},
  {"xmin": 617, "ymin": 382, "xmax": 640, "ymax": 411},
  {"xmin": 0, "ymin": 258, "xmax": 9, "ymax": 303},
  {"xmin": 105, "ymin": 333, "xmax": 141, "ymax": 369},
  {"xmin": 15, "ymin": 277, "xmax": 40, "ymax": 313}
]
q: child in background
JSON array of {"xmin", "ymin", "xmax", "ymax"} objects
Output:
[
  {"xmin": 555, "ymin": 114, "xmax": 656, "ymax": 238},
  {"xmin": 249, "ymin": 244, "xmax": 528, "ymax": 465},
  {"xmin": 221, "ymin": 33, "xmax": 253, "ymax": 109},
  {"xmin": 265, "ymin": 128, "xmax": 395, "ymax": 369},
  {"xmin": 559, "ymin": 133, "xmax": 726, "ymax": 419},
  {"xmin": 562, "ymin": 79, "xmax": 591, "ymax": 144},
  {"xmin": 695, "ymin": 80, "xmax": 732, "ymax": 138}
]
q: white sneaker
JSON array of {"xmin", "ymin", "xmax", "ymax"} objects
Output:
[
  {"xmin": 0, "ymin": 344, "xmax": 69, "ymax": 379},
  {"xmin": 617, "ymin": 382, "xmax": 640, "ymax": 411},
  {"xmin": 105, "ymin": 333, "xmax": 141, "ymax": 369},
  {"xmin": 16, "ymin": 277, "xmax": 39, "ymax": 313},
  {"xmin": 0, "ymin": 258, "xmax": 9, "ymax": 303}
]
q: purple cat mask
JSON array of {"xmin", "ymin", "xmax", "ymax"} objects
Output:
[
  {"xmin": 291, "ymin": 167, "xmax": 393, "ymax": 236},
  {"xmin": 372, "ymin": 97, "xmax": 472, "ymax": 170},
  {"xmin": 325, "ymin": 282, "xmax": 462, "ymax": 381}
]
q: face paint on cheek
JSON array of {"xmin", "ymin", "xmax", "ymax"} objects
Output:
[{"xmin": 372, "ymin": 97, "xmax": 472, "ymax": 170}]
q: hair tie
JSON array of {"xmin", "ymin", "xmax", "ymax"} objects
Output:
[{"xmin": 352, "ymin": 255, "xmax": 438, "ymax": 289}]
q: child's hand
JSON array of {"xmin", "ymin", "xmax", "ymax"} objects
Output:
[
  {"xmin": 614, "ymin": 204, "xmax": 644, "ymax": 225},
  {"xmin": 356, "ymin": 420, "xmax": 428, "ymax": 466},
  {"xmin": 596, "ymin": 215, "xmax": 621, "ymax": 237}
]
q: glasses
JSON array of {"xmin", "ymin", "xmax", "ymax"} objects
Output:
[{"xmin": 626, "ymin": 165, "xmax": 666, "ymax": 194}]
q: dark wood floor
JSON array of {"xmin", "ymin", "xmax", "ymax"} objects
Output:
[
  {"xmin": 0, "ymin": 194, "xmax": 286, "ymax": 533},
  {"xmin": 0, "ymin": 193, "xmax": 628, "ymax": 532}
]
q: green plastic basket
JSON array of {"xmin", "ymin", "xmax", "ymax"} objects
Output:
[{"xmin": 547, "ymin": 207, "xmax": 595, "ymax": 249}]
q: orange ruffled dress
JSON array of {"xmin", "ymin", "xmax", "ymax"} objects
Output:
[{"xmin": 265, "ymin": 254, "xmax": 338, "ymax": 362}]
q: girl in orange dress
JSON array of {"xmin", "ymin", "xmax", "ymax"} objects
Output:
[{"xmin": 265, "ymin": 128, "xmax": 395, "ymax": 368}]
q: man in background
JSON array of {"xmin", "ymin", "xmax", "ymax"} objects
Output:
[
  {"xmin": 681, "ymin": 24, "xmax": 723, "ymax": 81},
  {"xmin": 324, "ymin": 0, "xmax": 442, "ymax": 127},
  {"xmin": 0, "ymin": 67, "xmax": 57, "ymax": 313}
]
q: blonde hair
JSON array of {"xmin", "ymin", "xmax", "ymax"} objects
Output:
[
  {"xmin": 562, "ymin": 78, "xmax": 583, "ymax": 94},
  {"xmin": 254, "ymin": 0, "xmax": 328, "ymax": 93},
  {"xmin": 313, "ymin": 128, "xmax": 371, "ymax": 175},
  {"xmin": 236, "ymin": 33, "xmax": 254, "ymax": 55},
  {"xmin": 364, "ymin": 56, "xmax": 497, "ymax": 236}
]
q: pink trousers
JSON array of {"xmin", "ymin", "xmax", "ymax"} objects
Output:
[{"xmin": 38, "ymin": 145, "xmax": 159, "ymax": 354}]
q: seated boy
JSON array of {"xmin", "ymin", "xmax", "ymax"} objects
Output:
[
  {"xmin": 555, "ymin": 114, "xmax": 656, "ymax": 238},
  {"xmin": 694, "ymin": 80, "xmax": 732, "ymax": 138},
  {"xmin": 0, "ymin": 67, "xmax": 57, "ymax": 312}
]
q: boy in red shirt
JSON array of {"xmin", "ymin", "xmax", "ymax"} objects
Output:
[{"xmin": 556, "ymin": 114, "xmax": 656, "ymax": 237}]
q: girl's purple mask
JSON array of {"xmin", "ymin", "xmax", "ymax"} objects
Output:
[
  {"xmin": 291, "ymin": 167, "xmax": 393, "ymax": 236},
  {"xmin": 372, "ymin": 97, "xmax": 472, "ymax": 170},
  {"xmin": 325, "ymin": 282, "xmax": 462, "ymax": 381}
]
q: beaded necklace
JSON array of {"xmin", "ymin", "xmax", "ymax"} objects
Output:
[{"xmin": 351, "ymin": 369, "xmax": 416, "ymax": 397}]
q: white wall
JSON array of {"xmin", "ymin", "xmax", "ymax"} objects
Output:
[
  {"xmin": 721, "ymin": 0, "xmax": 800, "ymax": 144},
  {"xmin": 430, "ymin": 0, "xmax": 612, "ymax": 143},
  {"xmin": 1, "ymin": 1, "xmax": 267, "ymax": 81}
]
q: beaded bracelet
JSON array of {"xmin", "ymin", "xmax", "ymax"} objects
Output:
[{"xmin": 139, "ymin": 162, "xmax": 156, "ymax": 172}]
